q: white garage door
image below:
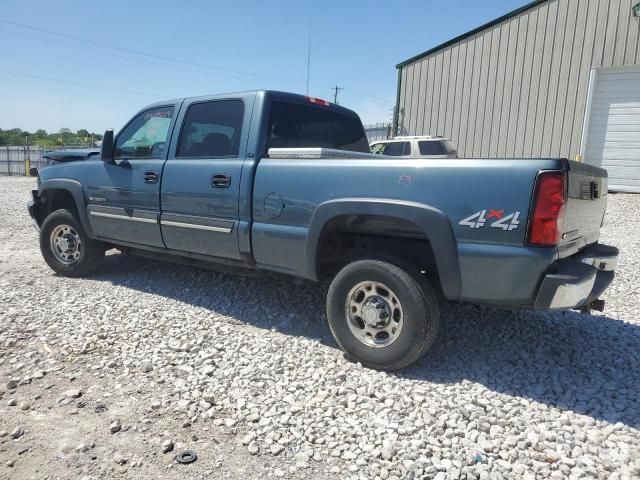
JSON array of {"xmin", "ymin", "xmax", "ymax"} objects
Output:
[{"xmin": 584, "ymin": 67, "xmax": 640, "ymax": 193}]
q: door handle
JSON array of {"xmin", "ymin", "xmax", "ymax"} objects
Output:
[
  {"xmin": 211, "ymin": 174, "xmax": 231, "ymax": 188},
  {"xmin": 144, "ymin": 171, "xmax": 159, "ymax": 184}
]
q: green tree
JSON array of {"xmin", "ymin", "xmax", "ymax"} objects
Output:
[{"xmin": 0, "ymin": 127, "xmax": 101, "ymax": 147}]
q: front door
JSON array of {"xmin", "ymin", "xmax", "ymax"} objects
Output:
[
  {"xmin": 86, "ymin": 105, "xmax": 178, "ymax": 247},
  {"xmin": 161, "ymin": 97, "xmax": 249, "ymax": 259}
]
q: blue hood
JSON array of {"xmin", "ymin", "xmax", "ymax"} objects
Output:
[{"xmin": 42, "ymin": 148, "xmax": 100, "ymax": 163}]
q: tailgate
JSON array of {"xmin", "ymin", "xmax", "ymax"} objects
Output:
[{"xmin": 558, "ymin": 160, "xmax": 608, "ymax": 258}]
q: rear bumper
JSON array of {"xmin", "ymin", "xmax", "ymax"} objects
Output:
[{"xmin": 534, "ymin": 243, "xmax": 618, "ymax": 311}]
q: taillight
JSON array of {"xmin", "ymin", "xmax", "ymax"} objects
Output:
[
  {"xmin": 305, "ymin": 96, "xmax": 331, "ymax": 106},
  {"xmin": 527, "ymin": 171, "xmax": 567, "ymax": 246}
]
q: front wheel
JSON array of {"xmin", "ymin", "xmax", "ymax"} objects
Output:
[
  {"xmin": 39, "ymin": 209, "xmax": 104, "ymax": 277},
  {"xmin": 326, "ymin": 259, "xmax": 440, "ymax": 371}
]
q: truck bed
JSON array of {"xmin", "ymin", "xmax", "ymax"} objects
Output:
[{"xmin": 252, "ymin": 150, "xmax": 608, "ymax": 306}]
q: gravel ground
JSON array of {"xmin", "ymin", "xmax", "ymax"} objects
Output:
[{"xmin": 0, "ymin": 176, "xmax": 638, "ymax": 480}]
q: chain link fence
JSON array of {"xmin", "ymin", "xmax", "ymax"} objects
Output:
[
  {"xmin": 0, "ymin": 145, "xmax": 91, "ymax": 176},
  {"xmin": 363, "ymin": 123, "xmax": 392, "ymax": 143}
]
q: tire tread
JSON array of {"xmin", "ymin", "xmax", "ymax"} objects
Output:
[
  {"xmin": 326, "ymin": 259, "xmax": 440, "ymax": 371},
  {"xmin": 39, "ymin": 209, "xmax": 104, "ymax": 277}
]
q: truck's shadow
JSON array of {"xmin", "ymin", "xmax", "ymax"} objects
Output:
[{"xmin": 94, "ymin": 252, "xmax": 640, "ymax": 429}]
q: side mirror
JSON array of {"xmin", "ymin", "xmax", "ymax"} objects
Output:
[{"xmin": 101, "ymin": 129, "xmax": 115, "ymax": 163}]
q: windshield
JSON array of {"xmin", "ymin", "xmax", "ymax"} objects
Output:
[{"xmin": 370, "ymin": 143, "xmax": 385, "ymax": 154}]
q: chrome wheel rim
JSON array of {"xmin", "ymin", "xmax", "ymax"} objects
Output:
[
  {"xmin": 49, "ymin": 224, "xmax": 82, "ymax": 265},
  {"xmin": 345, "ymin": 281, "xmax": 404, "ymax": 348}
]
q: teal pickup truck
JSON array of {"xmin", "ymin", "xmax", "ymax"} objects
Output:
[{"xmin": 28, "ymin": 90, "xmax": 618, "ymax": 370}]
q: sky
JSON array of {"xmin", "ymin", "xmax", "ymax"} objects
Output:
[{"xmin": 0, "ymin": 0, "xmax": 532, "ymax": 135}]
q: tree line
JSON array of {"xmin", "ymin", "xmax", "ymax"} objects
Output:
[{"xmin": 0, "ymin": 128, "xmax": 103, "ymax": 147}]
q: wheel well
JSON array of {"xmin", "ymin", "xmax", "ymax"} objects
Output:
[
  {"xmin": 40, "ymin": 189, "xmax": 78, "ymax": 222},
  {"xmin": 316, "ymin": 214, "xmax": 440, "ymax": 288}
]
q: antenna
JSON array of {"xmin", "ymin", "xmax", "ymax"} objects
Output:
[{"xmin": 306, "ymin": 23, "xmax": 311, "ymax": 95}]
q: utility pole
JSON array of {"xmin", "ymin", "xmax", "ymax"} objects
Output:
[
  {"xmin": 331, "ymin": 85, "xmax": 344, "ymax": 104},
  {"xmin": 389, "ymin": 107, "xmax": 396, "ymax": 138}
]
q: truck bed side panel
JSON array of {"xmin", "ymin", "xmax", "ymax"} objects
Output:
[{"xmin": 252, "ymin": 157, "xmax": 565, "ymax": 304}]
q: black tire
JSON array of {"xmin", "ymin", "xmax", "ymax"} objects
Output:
[
  {"xmin": 39, "ymin": 209, "xmax": 104, "ymax": 277},
  {"xmin": 326, "ymin": 259, "xmax": 440, "ymax": 371}
]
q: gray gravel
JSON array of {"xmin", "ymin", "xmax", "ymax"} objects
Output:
[{"xmin": 0, "ymin": 176, "xmax": 639, "ymax": 479}]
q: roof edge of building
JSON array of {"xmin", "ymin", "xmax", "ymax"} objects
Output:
[{"xmin": 395, "ymin": 0, "xmax": 548, "ymax": 69}]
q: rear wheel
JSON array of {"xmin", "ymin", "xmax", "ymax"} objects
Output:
[
  {"xmin": 326, "ymin": 259, "xmax": 440, "ymax": 370},
  {"xmin": 40, "ymin": 209, "xmax": 104, "ymax": 277}
]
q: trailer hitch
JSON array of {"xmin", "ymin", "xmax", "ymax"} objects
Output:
[{"xmin": 579, "ymin": 299, "xmax": 605, "ymax": 314}]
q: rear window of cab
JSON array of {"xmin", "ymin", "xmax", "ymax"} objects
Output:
[{"xmin": 267, "ymin": 101, "xmax": 369, "ymax": 152}]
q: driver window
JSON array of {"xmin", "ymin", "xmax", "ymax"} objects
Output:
[{"xmin": 114, "ymin": 107, "xmax": 174, "ymax": 159}]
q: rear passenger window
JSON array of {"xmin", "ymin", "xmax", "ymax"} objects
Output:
[
  {"xmin": 177, "ymin": 100, "xmax": 244, "ymax": 158},
  {"xmin": 418, "ymin": 141, "xmax": 448, "ymax": 155}
]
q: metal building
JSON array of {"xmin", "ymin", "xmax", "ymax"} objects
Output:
[{"xmin": 395, "ymin": 0, "xmax": 640, "ymax": 192}]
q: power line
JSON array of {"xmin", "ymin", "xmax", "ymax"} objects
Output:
[
  {"xmin": 342, "ymin": 87, "xmax": 393, "ymax": 106},
  {"xmin": 0, "ymin": 17, "xmax": 394, "ymax": 107},
  {"xmin": 0, "ymin": 18, "xmax": 302, "ymax": 85},
  {"xmin": 0, "ymin": 27, "xmax": 253, "ymax": 81},
  {"xmin": 0, "ymin": 69, "xmax": 170, "ymax": 97}
]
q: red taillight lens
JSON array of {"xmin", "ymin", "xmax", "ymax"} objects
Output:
[
  {"xmin": 527, "ymin": 171, "xmax": 567, "ymax": 246},
  {"xmin": 305, "ymin": 96, "xmax": 331, "ymax": 106}
]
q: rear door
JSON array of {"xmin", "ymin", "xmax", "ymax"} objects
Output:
[
  {"xmin": 160, "ymin": 95, "xmax": 252, "ymax": 259},
  {"xmin": 86, "ymin": 105, "xmax": 178, "ymax": 247}
]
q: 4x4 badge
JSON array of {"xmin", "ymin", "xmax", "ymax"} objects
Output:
[{"xmin": 459, "ymin": 210, "xmax": 521, "ymax": 231}]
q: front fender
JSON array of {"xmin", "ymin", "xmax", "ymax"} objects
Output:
[
  {"xmin": 39, "ymin": 178, "xmax": 94, "ymax": 237},
  {"xmin": 305, "ymin": 198, "xmax": 461, "ymax": 300}
]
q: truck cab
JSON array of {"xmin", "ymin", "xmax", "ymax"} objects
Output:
[{"xmin": 31, "ymin": 91, "xmax": 369, "ymax": 265}]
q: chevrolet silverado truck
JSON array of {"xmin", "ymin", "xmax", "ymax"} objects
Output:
[{"xmin": 28, "ymin": 90, "xmax": 618, "ymax": 370}]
